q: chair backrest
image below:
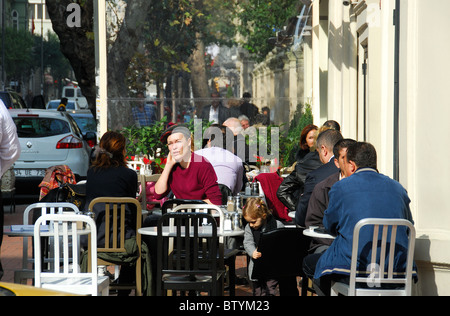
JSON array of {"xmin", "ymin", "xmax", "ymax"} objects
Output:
[
  {"xmin": 251, "ymin": 227, "xmax": 309, "ymax": 279},
  {"xmin": 87, "ymin": 197, "xmax": 142, "ymax": 253},
  {"xmin": 138, "ymin": 173, "xmax": 162, "ymax": 210},
  {"xmin": 34, "ymin": 213, "xmax": 99, "ymax": 295},
  {"xmin": 171, "ymin": 204, "xmax": 225, "ymax": 234},
  {"xmin": 349, "ymin": 218, "xmax": 416, "ymax": 296},
  {"xmin": 24, "ymin": 202, "xmax": 81, "ymax": 225},
  {"xmin": 22, "ymin": 202, "xmax": 81, "ymax": 269},
  {"xmin": 156, "ymin": 212, "xmax": 220, "ymax": 295},
  {"xmin": 161, "ymin": 199, "xmax": 206, "ymax": 215}
]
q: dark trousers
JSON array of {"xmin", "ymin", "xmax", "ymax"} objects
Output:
[{"xmin": 303, "ymin": 252, "xmax": 349, "ymax": 296}]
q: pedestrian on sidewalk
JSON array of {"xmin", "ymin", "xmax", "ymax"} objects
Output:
[{"xmin": 0, "ymin": 100, "xmax": 21, "ymax": 280}]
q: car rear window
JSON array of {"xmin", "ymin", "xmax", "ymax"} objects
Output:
[
  {"xmin": 13, "ymin": 117, "xmax": 71, "ymax": 138},
  {"xmin": 47, "ymin": 101, "xmax": 76, "ymax": 110}
]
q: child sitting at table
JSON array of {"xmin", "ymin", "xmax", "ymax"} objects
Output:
[{"xmin": 243, "ymin": 197, "xmax": 285, "ymax": 296}]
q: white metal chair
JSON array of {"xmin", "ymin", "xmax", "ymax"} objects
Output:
[
  {"xmin": 14, "ymin": 202, "xmax": 81, "ymax": 284},
  {"xmin": 331, "ymin": 218, "xmax": 416, "ymax": 296},
  {"xmin": 34, "ymin": 213, "xmax": 110, "ymax": 296}
]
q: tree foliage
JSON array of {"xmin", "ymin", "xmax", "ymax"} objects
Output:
[
  {"xmin": 125, "ymin": 0, "xmax": 205, "ymax": 94},
  {"xmin": 0, "ymin": 27, "xmax": 72, "ymax": 89},
  {"xmin": 45, "ymin": 0, "xmax": 299, "ymax": 128},
  {"xmin": 40, "ymin": 32, "xmax": 73, "ymax": 89},
  {"xmin": 232, "ymin": 0, "xmax": 299, "ymax": 62},
  {"xmin": 1, "ymin": 28, "xmax": 35, "ymax": 81}
]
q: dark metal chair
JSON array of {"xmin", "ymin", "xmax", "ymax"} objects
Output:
[
  {"xmin": 156, "ymin": 212, "xmax": 225, "ymax": 296},
  {"xmin": 161, "ymin": 199, "xmax": 206, "ymax": 215}
]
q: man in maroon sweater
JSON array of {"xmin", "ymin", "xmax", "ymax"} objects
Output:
[{"xmin": 154, "ymin": 125, "xmax": 222, "ymax": 205}]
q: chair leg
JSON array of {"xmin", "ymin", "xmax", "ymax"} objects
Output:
[
  {"xmin": 301, "ymin": 277, "xmax": 308, "ymax": 296},
  {"xmin": 135, "ymin": 258, "xmax": 142, "ymax": 296},
  {"xmin": 331, "ymin": 287, "xmax": 338, "ymax": 296},
  {"xmin": 300, "ymin": 277, "xmax": 316, "ymax": 296},
  {"xmin": 14, "ymin": 269, "xmax": 34, "ymax": 284},
  {"xmin": 227, "ymin": 257, "xmax": 236, "ymax": 296}
]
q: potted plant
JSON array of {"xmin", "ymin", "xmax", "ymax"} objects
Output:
[{"xmin": 121, "ymin": 116, "xmax": 169, "ymax": 173}]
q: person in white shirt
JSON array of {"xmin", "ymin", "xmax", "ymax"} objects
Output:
[
  {"xmin": 195, "ymin": 125, "xmax": 244, "ymax": 198},
  {"xmin": 200, "ymin": 92, "xmax": 231, "ymax": 125},
  {"xmin": 0, "ymin": 100, "xmax": 21, "ymax": 280}
]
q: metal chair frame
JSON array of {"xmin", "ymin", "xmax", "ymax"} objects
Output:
[
  {"xmin": 156, "ymin": 212, "xmax": 225, "ymax": 296},
  {"xmin": 88, "ymin": 197, "xmax": 142, "ymax": 296},
  {"xmin": 34, "ymin": 213, "xmax": 109, "ymax": 296},
  {"xmin": 14, "ymin": 202, "xmax": 81, "ymax": 284},
  {"xmin": 331, "ymin": 218, "xmax": 416, "ymax": 296}
]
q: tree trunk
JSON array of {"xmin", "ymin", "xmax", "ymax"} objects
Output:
[
  {"xmin": 189, "ymin": 33, "xmax": 210, "ymax": 114},
  {"xmin": 47, "ymin": 0, "xmax": 152, "ymax": 130},
  {"xmin": 46, "ymin": 0, "xmax": 96, "ymax": 116},
  {"xmin": 106, "ymin": 0, "xmax": 152, "ymax": 130}
]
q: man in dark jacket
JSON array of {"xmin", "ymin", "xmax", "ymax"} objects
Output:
[
  {"xmin": 200, "ymin": 92, "xmax": 231, "ymax": 125},
  {"xmin": 277, "ymin": 150, "xmax": 322, "ymax": 212},
  {"xmin": 295, "ymin": 129, "xmax": 343, "ymax": 226},
  {"xmin": 239, "ymin": 92, "xmax": 259, "ymax": 125},
  {"xmin": 305, "ymin": 138, "xmax": 356, "ymax": 252}
]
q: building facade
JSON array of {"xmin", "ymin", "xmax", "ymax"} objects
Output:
[{"xmin": 253, "ymin": 0, "xmax": 450, "ymax": 295}]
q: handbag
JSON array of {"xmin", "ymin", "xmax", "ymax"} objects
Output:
[
  {"xmin": 143, "ymin": 181, "xmax": 168, "ymax": 210},
  {"xmin": 57, "ymin": 183, "xmax": 87, "ymax": 210},
  {"xmin": 36, "ymin": 183, "xmax": 87, "ymax": 225}
]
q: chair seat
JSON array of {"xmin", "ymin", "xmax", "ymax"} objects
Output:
[
  {"xmin": 331, "ymin": 281, "xmax": 408, "ymax": 296},
  {"xmin": 41, "ymin": 275, "xmax": 110, "ymax": 296},
  {"xmin": 162, "ymin": 273, "xmax": 224, "ymax": 283},
  {"xmin": 224, "ymin": 248, "xmax": 240, "ymax": 259}
]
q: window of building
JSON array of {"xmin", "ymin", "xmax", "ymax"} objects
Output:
[{"xmin": 12, "ymin": 10, "xmax": 19, "ymax": 30}]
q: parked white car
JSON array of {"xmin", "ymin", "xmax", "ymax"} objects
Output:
[{"xmin": 9, "ymin": 109, "xmax": 95, "ymax": 184}]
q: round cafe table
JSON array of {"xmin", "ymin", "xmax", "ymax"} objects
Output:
[
  {"xmin": 303, "ymin": 227, "xmax": 336, "ymax": 240},
  {"xmin": 138, "ymin": 226, "xmax": 244, "ymax": 238}
]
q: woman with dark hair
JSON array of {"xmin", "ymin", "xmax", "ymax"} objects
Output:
[
  {"xmin": 85, "ymin": 131, "xmax": 138, "ymax": 228},
  {"xmin": 277, "ymin": 125, "xmax": 323, "ymax": 213},
  {"xmin": 82, "ymin": 131, "xmax": 140, "ymax": 295},
  {"xmin": 296, "ymin": 124, "xmax": 318, "ymax": 160}
]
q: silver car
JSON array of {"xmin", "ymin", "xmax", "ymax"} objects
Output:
[{"xmin": 9, "ymin": 109, "xmax": 94, "ymax": 184}]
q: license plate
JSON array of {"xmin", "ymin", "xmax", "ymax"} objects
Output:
[{"xmin": 14, "ymin": 169, "xmax": 46, "ymax": 177}]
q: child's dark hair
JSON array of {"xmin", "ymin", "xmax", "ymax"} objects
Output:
[{"xmin": 243, "ymin": 198, "xmax": 272, "ymax": 219}]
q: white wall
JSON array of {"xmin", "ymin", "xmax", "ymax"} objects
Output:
[{"xmin": 399, "ymin": 0, "xmax": 450, "ymax": 296}]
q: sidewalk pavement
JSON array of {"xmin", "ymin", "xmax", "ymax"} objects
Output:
[{"xmin": 2, "ymin": 204, "xmax": 32, "ymax": 285}]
